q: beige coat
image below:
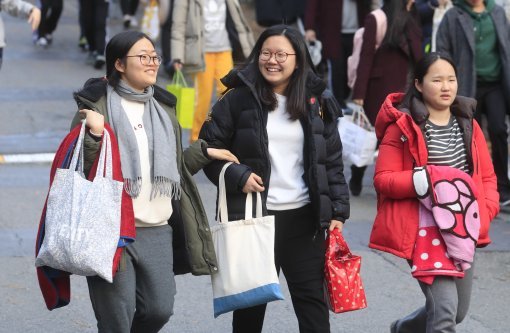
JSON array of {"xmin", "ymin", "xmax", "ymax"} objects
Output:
[{"xmin": 171, "ymin": 0, "xmax": 254, "ymax": 73}]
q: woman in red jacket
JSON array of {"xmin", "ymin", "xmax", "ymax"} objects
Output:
[{"xmin": 370, "ymin": 52, "xmax": 499, "ymax": 332}]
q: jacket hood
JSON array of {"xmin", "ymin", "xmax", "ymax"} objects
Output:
[
  {"xmin": 375, "ymin": 93, "xmax": 477, "ymax": 141},
  {"xmin": 73, "ymin": 77, "xmax": 177, "ymax": 108}
]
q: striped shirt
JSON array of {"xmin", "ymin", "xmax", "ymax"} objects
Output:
[{"xmin": 425, "ymin": 116, "xmax": 469, "ymax": 172}]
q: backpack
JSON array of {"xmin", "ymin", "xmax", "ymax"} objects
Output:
[{"xmin": 347, "ymin": 9, "xmax": 387, "ymax": 89}]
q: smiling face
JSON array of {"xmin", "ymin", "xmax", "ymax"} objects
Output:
[
  {"xmin": 115, "ymin": 38, "xmax": 159, "ymax": 91},
  {"xmin": 415, "ymin": 59, "xmax": 458, "ymax": 113},
  {"xmin": 258, "ymin": 35, "xmax": 297, "ymax": 95}
]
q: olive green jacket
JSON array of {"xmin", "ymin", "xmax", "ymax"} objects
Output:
[{"xmin": 70, "ymin": 78, "xmax": 218, "ymax": 276}]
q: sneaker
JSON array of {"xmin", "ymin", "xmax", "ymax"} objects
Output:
[
  {"xmin": 78, "ymin": 36, "xmax": 88, "ymax": 51},
  {"xmin": 36, "ymin": 37, "xmax": 48, "ymax": 48},
  {"xmin": 123, "ymin": 15, "xmax": 132, "ymax": 29},
  {"xmin": 130, "ymin": 17, "xmax": 138, "ymax": 28},
  {"xmin": 45, "ymin": 34, "xmax": 53, "ymax": 45},
  {"xmin": 94, "ymin": 54, "xmax": 106, "ymax": 69}
]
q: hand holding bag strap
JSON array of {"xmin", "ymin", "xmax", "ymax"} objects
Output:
[
  {"xmin": 171, "ymin": 70, "xmax": 188, "ymax": 87},
  {"xmin": 217, "ymin": 162, "xmax": 263, "ymax": 223},
  {"xmin": 330, "ymin": 229, "xmax": 353, "ymax": 258}
]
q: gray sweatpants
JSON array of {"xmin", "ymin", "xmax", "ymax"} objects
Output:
[
  {"xmin": 394, "ymin": 262, "xmax": 474, "ymax": 333},
  {"xmin": 87, "ymin": 225, "xmax": 176, "ymax": 333}
]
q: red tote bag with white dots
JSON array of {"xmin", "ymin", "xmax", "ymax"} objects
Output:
[{"xmin": 324, "ymin": 229, "xmax": 367, "ymax": 313}]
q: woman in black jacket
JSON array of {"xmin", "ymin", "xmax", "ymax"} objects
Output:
[{"xmin": 200, "ymin": 25, "xmax": 350, "ymax": 333}]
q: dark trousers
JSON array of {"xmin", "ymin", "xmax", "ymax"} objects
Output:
[
  {"xmin": 232, "ymin": 205, "xmax": 330, "ymax": 333},
  {"xmin": 0, "ymin": 48, "xmax": 3, "ymax": 70},
  {"xmin": 121, "ymin": 0, "xmax": 139, "ymax": 16},
  {"xmin": 329, "ymin": 33, "xmax": 355, "ymax": 108},
  {"xmin": 38, "ymin": 0, "xmax": 63, "ymax": 37},
  {"xmin": 475, "ymin": 82, "xmax": 510, "ymax": 191},
  {"xmin": 160, "ymin": 0, "xmax": 174, "ymax": 65},
  {"xmin": 79, "ymin": 0, "xmax": 109, "ymax": 54}
]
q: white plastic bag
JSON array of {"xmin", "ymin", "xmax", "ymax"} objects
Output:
[{"xmin": 338, "ymin": 106, "xmax": 377, "ymax": 167}]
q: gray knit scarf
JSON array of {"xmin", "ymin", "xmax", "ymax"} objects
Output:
[{"xmin": 107, "ymin": 80, "xmax": 180, "ymax": 200}]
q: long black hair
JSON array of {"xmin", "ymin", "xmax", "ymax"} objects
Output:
[
  {"xmin": 105, "ymin": 31, "xmax": 155, "ymax": 88},
  {"xmin": 243, "ymin": 25, "xmax": 314, "ymax": 120},
  {"xmin": 402, "ymin": 52, "xmax": 457, "ymax": 107},
  {"xmin": 382, "ymin": 0, "xmax": 419, "ymax": 49}
]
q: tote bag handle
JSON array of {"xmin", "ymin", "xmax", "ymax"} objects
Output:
[
  {"xmin": 217, "ymin": 162, "xmax": 263, "ymax": 223},
  {"xmin": 171, "ymin": 70, "xmax": 188, "ymax": 87}
]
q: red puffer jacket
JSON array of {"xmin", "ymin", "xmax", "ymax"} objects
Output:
[{"xmin": 369, "ymin": 93, "xmax": 499, "ymax": 259}]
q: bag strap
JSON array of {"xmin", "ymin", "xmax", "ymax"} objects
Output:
[
  {"xmin": 329, "ymin": 229, "xmax": 352, "ymax": 257},
  {"xmin": 352, "ymin": 106, "xmax": 374, "ymax": 130},
  {"xmin": 217, "ymin": 162, "xmax": 263, "ymax": 223},
  {"xmin": 171, "ymin": 70, "xmax": 188, "ymax": 87},
  {"xmin": 95, "ymin": 130, "xmax": 113, "ymax": 179},
  {"xmin": 69, "ymin": 121, "xmax": 87, "ymax": 173}
]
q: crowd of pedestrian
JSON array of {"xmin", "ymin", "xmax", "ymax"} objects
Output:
[{"xmin": 2, "ymin": 0, "xmax": 509, "ymax": 332}]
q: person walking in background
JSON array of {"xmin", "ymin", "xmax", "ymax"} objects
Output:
[
  {"xmin": 349, "ymin": 0, "xmax": 423, "ymax": 196},
  {"xmin": 371, "ymin": 52, "xmax": 499, "ymax": 333},
  {"xmin": 121, "ymin": 0, "xmax": 139, "ymax": 29},
  {"xmin": 415, "ymin": 0, "xmax": 451, "ymax": 52},
  {"xmin": 170, "ymin": 0, "xmax": 254, "ymax": 142},
  {"xmin": 200, "ymin": 25, "xmax": 350, "ymax": 333},
  {"xmin": 71, "ymin": 30, "xmax": 238, "ymax": 332},
  {"xmin": 79, "ymin": 0, "xmax": 109, "ymax": 69},
  {"xmin": 0, "ymin": 0, "xmax": 41, "ymax": 69},
  {"xmin": 35, "ymin": 0, "xmax": 62, "ymax": 47},
  {"xmin": 304, "ymin": 0, "xmax": 377, "ymax": 110},
  {"xmin": 436, "ymin": 0, "xmax": 510, "ymax": 206},
  {"xmin": 159, "ymin": 0, "xmax": 175, "ymax": 77}
]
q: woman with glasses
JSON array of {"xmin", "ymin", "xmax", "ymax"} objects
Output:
[
  {"xmin": 200, "ymin": 25, "xmax": 350, "ymax": 333},
  {"xmin": 70, "ymin": 30, "xmax": 238, "ymax": 333}
]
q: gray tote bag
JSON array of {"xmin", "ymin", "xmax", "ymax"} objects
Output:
[{"xmin": 36, "ymin": 121, "xmax": 123, "ymax": 283}]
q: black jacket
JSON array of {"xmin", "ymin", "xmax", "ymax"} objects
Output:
[{"xmin": 199, "ymin": 65, "xmax": 350, "ymax": 230}]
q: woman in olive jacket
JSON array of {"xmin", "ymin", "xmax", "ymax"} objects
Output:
[
  {"xmin": 200, "ymin": 25, "xmax": 349, "ymax": 333},
  {"xmin": 71, "ymin": 31, "xmax": 238, "ymax": 332}
]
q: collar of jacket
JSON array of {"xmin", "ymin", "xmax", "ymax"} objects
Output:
[
  {"xmin": 73, "ymin": 77, "xmax": 177, "ymax": 107},
  {"xmin": 219, "ymin": 63, "xmax": 341, "ymax": 120}
]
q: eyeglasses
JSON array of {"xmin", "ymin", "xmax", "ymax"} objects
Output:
[
  {"xmin": 125, "ymin": 54, "xmax": 163, "ymax": 66},
  {"xmin": 259, "ymin": 50, "xmax": 296, "ymax": 63}
]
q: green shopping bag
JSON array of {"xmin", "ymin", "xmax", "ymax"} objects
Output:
[{"xmin": 167, "ymin": 70, "xmax": 195, "ymax": 129}]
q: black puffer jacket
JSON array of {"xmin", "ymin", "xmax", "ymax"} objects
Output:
[{"xmin": 199, "ymin": 65, "xmax": 350, "ymax": 230}]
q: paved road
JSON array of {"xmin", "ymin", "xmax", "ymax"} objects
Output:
[{"xmin": 1, "ymin": 2, "xmax": 509, "ymax": 333}]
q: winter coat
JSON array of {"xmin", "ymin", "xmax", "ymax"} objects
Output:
[
  {"xmin": 199, "ymin": 65, "xmax": 350, "ymax": 230},
  {"xmin": 0, "ymin": 0, "xmax": 35, "ymax": 48},
  {"xmin": 436, "ymin": 2, "xmax": 510, "ymax": 106},
  {"xmin": 304, "ymin": 0, "xmax": 375, "ymax": 60},
  {"xmin": 352, "ymin": 12, "xmax": 423, "ymax": 125},
  {"xmin": 71, "ymin": 78, "xmax": 219, "ymax": 276},
  {"xmin": 170, "ymin": 0, "xmax": 255, "ymax": 73},
  {"xmin": 369, "ymin": 93, "xmax": 500, "ymax": 259}
]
